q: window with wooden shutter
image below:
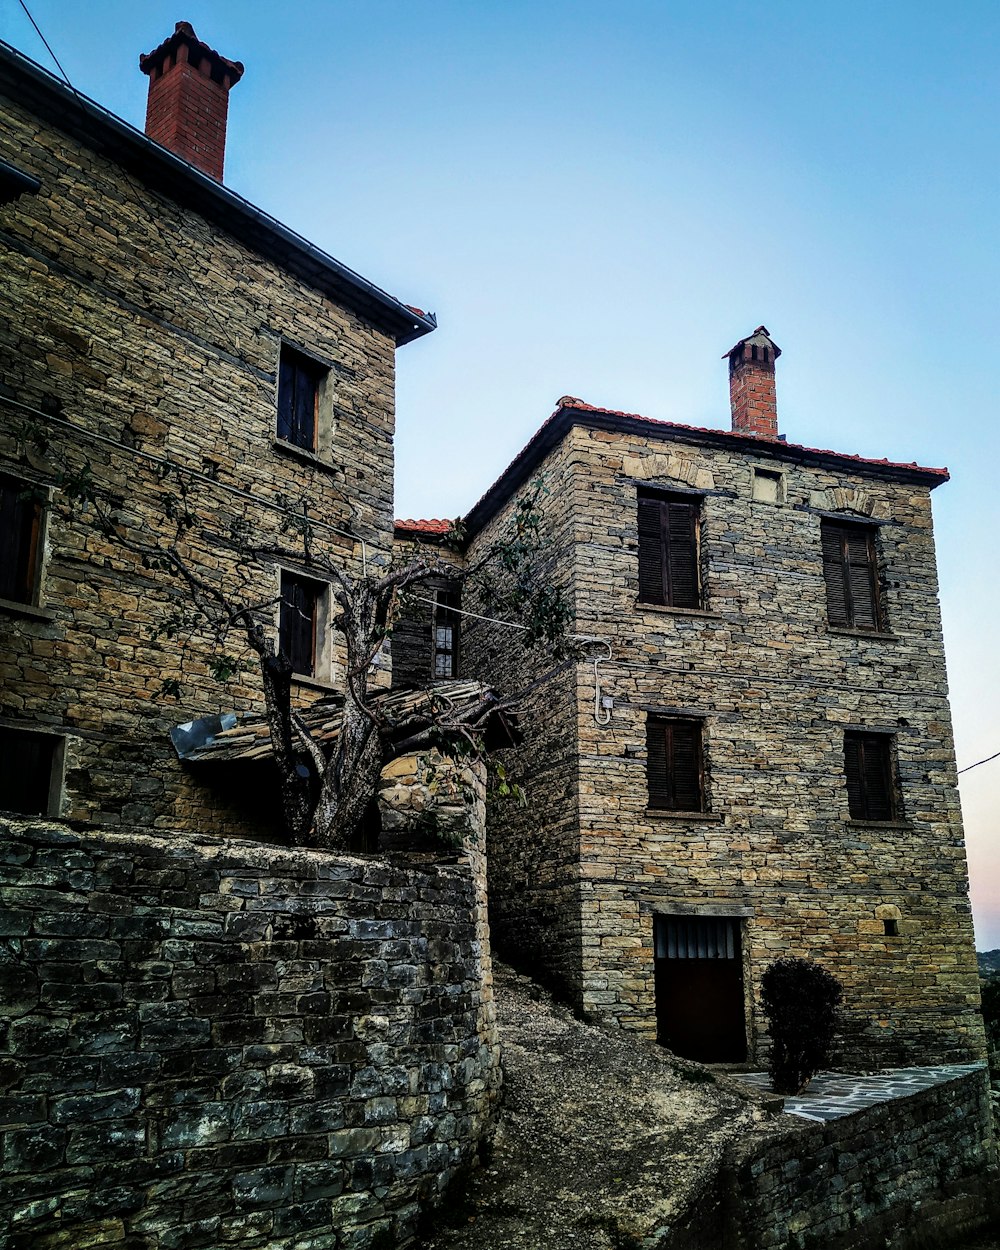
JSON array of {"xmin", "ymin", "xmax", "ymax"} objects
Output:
[
  {"xmin": 637, "ymin": 491, "xmax": 701, "ymax": 609},
  {"xmin": 843, "ymin": 731, "xmax": 897, "ymax": 821},
  {"xmin": 821, "ymin": 521, "xmax": 881, "ymax": 630},
  {"xmin": 277, "ymin": 346, "xmax": 325, "ymax": 452},
  {"xmin": 279, "ymin": 572, "xmax": 319, "ymax": 677},
  {"xmin": 0, "ymin": 473, "xmax": 42, "ymax": 605},
  {"xmin": 646, "ymin": 716, "xmax": 704, "ymax": 811}
]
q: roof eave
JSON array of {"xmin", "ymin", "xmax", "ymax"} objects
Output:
[
  {"xmin": 0, "ymin": 41, "xmax": 436, "ymax": 347},
  {"xmin": 463, "ymin": 407, "xmax": 949, "ymax": 539}
]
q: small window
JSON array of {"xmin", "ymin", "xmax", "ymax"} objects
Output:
[
  {"xmin": 883, "ymin": 919, "xmax": 899, "ymax": 937},
  {"xmin": 844, "ymin": 731, "xmax": 897, "ymax": 821},
  {"xmin": 279, "ymin": 571, "xmax": 320, "ymax": 677},
  {"xmin": 277, "ymin": 346, "xmax": 327, "ymax": 453},
  {"xmin": 637, "ymin": 491, "xmax": 701, "ymax": 609},
  {"xmin": 821, "ymin": 520, "xmax": 882, "ymax": 631},
  {"xmin": 432, "ymin": 590, "xmax": 461, "ymax": 679},
  {"xmin": 0, "ymin": 727, "xmax": 63, "ymax": 816},
  {"xmin": 752, "ymin": 468, "xmax": 784, "ymax": 504},
  {"xmin": 0, "ymin": 473, "xmax": 43, "ymax": 605},
  {"xmin": 647, "ymin": 716, "xmax": 704, "ymax": 812}
]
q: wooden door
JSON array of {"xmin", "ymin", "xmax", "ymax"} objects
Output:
[{"xmin": 654, "ymin": 915, "xmax": 747, "ymax": 1063}]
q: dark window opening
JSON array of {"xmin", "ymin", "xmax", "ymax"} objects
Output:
[
  {"xmin": 0, "ymin": 727, "xmax": 58, "ymax": 816},
  {"xmin": 0, "ymin": 473, "xmax": 42, "ymax": 604},
  {"xmin": 647, "ymin": 716, "xmax": 704, "ymax": 812},
  {"xmin": 433, "ymin": 590, "xmax": 461, "ymax": 679},
  {"xmin": 844, "ymin": 731, "xmax": 897, "ymax": 821},
  {"xmin": 883, "ymin": 919, "xmax": 899, "ymax": 937},
  {"xmin": 821, "ymin": 520, "xmax": 881, "ymax": 630},
  {"xmin": 637, "ymin": 490, "xmax": 701, "ymax": 609},
  {"xmin": 277, "ymin": 346, "xmax": 325, "ymax": 451},
  {"xmin": 279, "ymin": 572, "xmax": 319, "ymax": 677}
]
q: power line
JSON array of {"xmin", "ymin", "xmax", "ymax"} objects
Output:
[
  {"xmin": 16, "ymin": 0, "xmax": 71, "ymax": 85},
  {"xmin": 14, "ymin": 2, "xmax": 289, "ymax": 426},
  {"xmin": 0, "ymin": 394, "xmax": 363, "ymax": 549},
  {"xmin": 958, "ymin": 751, "xmax": 1000, "ymax": 777}
]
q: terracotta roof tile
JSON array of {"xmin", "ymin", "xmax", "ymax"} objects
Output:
[
  {"xmin": 460, "ymin": 397, "xmax": 949, "ymax": 538},
  {"xmin": 553, "ymin": 397, "xmax": 949, "ymax": 477},
  {"xmin": 394, "ymin": 518, "xmax": 455, "ymax": 535}
]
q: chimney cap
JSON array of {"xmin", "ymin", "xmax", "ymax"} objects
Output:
[
  {"xmin": 723, "ymin": 325, "xmax": 781, "ymax": 362},
  {"xmin": 139, "ymin": 21, "xmax": 244, "ymax": 86}
]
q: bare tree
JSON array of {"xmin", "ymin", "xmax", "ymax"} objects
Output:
[{"xmin": 11, "ymin": 412, "xmax": 572, "ymax": 848}]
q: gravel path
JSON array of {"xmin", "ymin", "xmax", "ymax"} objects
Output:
[{"xmin": 419, "ymin": 966, "xmax": 768, "ymax": 1249}]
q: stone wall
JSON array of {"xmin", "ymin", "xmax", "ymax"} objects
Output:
[
  {"xmin": 464, "ymin": 420, "xmax": 985, "ymax": 1067},
  {"xmin": 671, "ymin": 1067, "xmax": 998, "ymax": 1250},
  {"xmin": 458, "ymin": 449, "xmax": 585, "ymax": 1006},
  {"xmin": 0, "ymin": 803, "xmax": 500, "ymax": 1249},
  {"xmin": 0, "ymin": 85, "xmax": 398, "ymax": 835}
]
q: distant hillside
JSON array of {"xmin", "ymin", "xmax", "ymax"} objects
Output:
[{"xmin": 977, "ymin": 950, "xmax": 1000, "ymax": 975}]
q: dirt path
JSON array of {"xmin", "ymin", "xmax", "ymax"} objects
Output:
[{"xmin": 419, "ymin": 966, "xmax": 769, "ymax": 1249}]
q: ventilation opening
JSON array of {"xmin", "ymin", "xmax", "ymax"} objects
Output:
[{"xmin": 884, "ymin": 919, "xmax": 899, "ymax": 937}]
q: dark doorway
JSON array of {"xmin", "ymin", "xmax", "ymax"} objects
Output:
[{"xmin": 654, "ymin": 915, "xmax": 747, "ymax": 1063}]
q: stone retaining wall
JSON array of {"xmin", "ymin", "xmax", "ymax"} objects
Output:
[
  {"xmin": 671, "ymin": 1067, "xmax": 998, "ymax": 1249},
  {"xmin": 0, "ymin": 815, "xmax": 500, "ymax": 1249}
]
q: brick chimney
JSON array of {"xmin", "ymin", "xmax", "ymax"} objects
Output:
[
  {"xmin": 724, "ymin": 326, "xmax": 781, "ymax": 439},
  {"xmin": 139, "ymin": 22, "xmax": 244, "ymax": 182}
]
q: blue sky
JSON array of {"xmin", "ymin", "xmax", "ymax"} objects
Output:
[{"xmin": 4, "ymin": 1, "xmax": 999, "ymax": 946}]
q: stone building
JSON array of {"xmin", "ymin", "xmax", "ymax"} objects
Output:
[
  {"xmin": 397, "ymin": 328, "xmax": 985, "ymax": 1069},
  {"xmin": 0, "ymin": 27, "xmax": 434, "ymax": 834}
]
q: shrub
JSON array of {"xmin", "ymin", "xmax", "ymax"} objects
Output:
[
  {"xmin": 982, "ymin": 975, "xmax": 1000, "ymax": 1051},
  {"xmin": 761, "ymin": 957, "xmax": 843, "ymax": 1094}
]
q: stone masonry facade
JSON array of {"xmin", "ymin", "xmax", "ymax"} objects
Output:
[
  {"xmin": 0, "ymin": 40, "xmax": 432, "ymax": 838},
  {"xmin": 432, "ymin": 385, "xmax": 987, "ymax": 1070}
]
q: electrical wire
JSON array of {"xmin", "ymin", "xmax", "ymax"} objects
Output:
[
  {"xmin": 10, "ymin": 4, "xmax": 380, "ymax": 568},
  {"xmin": 16, "ymin": 0, "xmax": 71, "ymax": 84},
  {"xmin": 7, "ymin": 4, "xmax": 368, "ymax": 543},
  {"xmin": 958, "ymin": 750, "xmax": 1000, "ymax": 777},
  {"xmin": 0, "ymin": 394, "xmax": 363, "ymax": 551}
]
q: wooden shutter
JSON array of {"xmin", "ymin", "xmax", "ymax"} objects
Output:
[
  {"xmin": 647, "ymin": 717, "xmax": 703, "ymax": 811},
  {"xmin": 846, "ymin": 529, "xmax": 879, "ymax": 630},
  {"xmin": 844, "ymin": 731, "xmax": 895, "ymax": 820},
  {"xmin": 638, "ymin": 492, "xmax": 700, "ymax": 608},
  {"xmin": 279, "ymin": 573, "xmax": 317, "ymax": 676},
  {"xmin": 0, "ymin": 476, "xmax": 40, "ymax": 604},
  {"xmin": 666, "ymin": 500, "xmax": 699, "ymax": 609},
  {"xmin": 277, "ymin": 352, "xmax": 297, "ymax": 444},
  {"xmin": 821, "ymin": 523, "xmax": 850, "ymax": 626},
  {"xmin": 277, "ymin": 351, "xmax": 318, "ymax": 450},
  {"xmin": 637, "ymin": 494, "xmax": 666, "ymax": 604},
  {"xmin": 822, "ymin": 521, "xmax": 880, "ymax": 630}
]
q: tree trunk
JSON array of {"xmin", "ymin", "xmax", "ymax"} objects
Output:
[{"xmin": 311, "ymin": 578, "xmax": 386, "ymax": 849}]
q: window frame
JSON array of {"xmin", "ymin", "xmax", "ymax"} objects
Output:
[
  {"xmin": 277, "ymin": 568, "xmax": 332, "ymax": 682},
  {"xmin": 636, "ymin": 489, "xmax": 702, "ymax": 610},
  {"xmin": 646, "ymin": 715, "xmax": 705, "ymax": 813},
  {"xmin": 821, "ymin": 519, "xmax": 883, "ymax": 632},
  {"xmin": 0, "ymin": 724, "xmax": 66, "ymax": 818},
  {"xmin": 0, "ymin": 471, "xmax": 47, "ymax": 610},
  {"xmin": 275, "ymin": 343, "xmax": 332, "ymax": 459},
  {"xmin": 843, "ymin": 730, "xmax": 899, "ymax": 822},
  {"xmin": 431, "ymin": 588, "xmax": 461, "ymax": 680}
]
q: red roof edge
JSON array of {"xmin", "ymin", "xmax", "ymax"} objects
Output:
[
  {"xmin": 461, "ymin": 397, "xmax": 950, "ymax": 540},
  {"xmin": 394, "ymin": 518, "xmax": 455, "ymax": 536},
  {"xmin": 552, "ymin": 397, "xmax": 949, "ymax": 480}
]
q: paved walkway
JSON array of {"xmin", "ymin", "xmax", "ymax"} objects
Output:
[{"xmin": 734, "ymin": 1062, "xmax": 986, "ymax": 1122}]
